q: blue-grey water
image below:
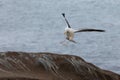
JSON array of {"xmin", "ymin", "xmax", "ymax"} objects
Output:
[{"xmin": 0, "ymin": 0, "xmax": 120, "ymax": 74}]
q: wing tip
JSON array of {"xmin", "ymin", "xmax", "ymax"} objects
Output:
[
  {"xmin": 62, "ymin": 13, "xmax": 65, "ymax": 17},
  {"xmin": 99, "ymin": 30, "xmax": 105, "ymax": 32}
]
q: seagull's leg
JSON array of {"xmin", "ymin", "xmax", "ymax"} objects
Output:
[
  {"xmin": 66, "ymin": 37, "xmax": 77, "ymax": 43},
  {"xmin": 69, "ymin": 40, "xmax": 77, "ymax": 43}
]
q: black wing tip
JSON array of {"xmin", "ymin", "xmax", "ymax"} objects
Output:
[
  {"xmin": 62, "ymin": 13, "xmax": 65, "ymax": 17},
  {"xmin": 85, "ymin": 29, "xmax": 106, "ymax": 32},
  {"xmin": 74, "ymin": 29, "xmax": 106, "ymax": 33},
  {"xmin": 98, "ymin": 30, "xmax": 105, "ymax": 32}
]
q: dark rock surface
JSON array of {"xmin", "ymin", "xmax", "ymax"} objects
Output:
[{"xmin": 0, "ymin": 52, "xmax": 120, "ymax": 80}]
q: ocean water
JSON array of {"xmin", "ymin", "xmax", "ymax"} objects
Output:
[{"xmin": 0, "ymin": 0, "xmax": 120, "ymax": 74}]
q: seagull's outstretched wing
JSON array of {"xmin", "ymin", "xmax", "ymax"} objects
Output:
[
  {"xmin": 74, "ymin": 29, "xmax": 105, "ymax": 33},
  {"xmin": 62, "ymin": 13, "xmax": 71, "ymax": 28}
]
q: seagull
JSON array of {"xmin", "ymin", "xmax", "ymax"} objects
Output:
[{"xmin": 62, "ymin": 13, "xmax": 105, "ymax": 43}]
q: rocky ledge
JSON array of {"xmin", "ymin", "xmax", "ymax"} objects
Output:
[{"xmin": 0, "ymin": 52, "xmax": 120, "ymax": 80}]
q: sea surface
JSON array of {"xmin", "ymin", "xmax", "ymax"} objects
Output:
[{"xmin": 0, "ymin": 0, "xmax": 120, "ymax": 74}]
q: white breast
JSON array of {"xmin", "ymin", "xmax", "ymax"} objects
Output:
[
  {"xmin": 64, "ymin": 28, "xmax": 75, "ymax": 40},
  {"xmin": 65, "ymin": 27, "xmax": 75, "ymax": 32}
]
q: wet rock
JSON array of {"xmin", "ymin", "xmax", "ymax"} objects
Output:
[{"xmin": 0, "ymin": 52, "xmax": 120, "ymax": 80}]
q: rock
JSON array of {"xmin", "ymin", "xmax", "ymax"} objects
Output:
[{"xmin": 0, "ymin": 51, "xmax": 119, "ymax": 80}]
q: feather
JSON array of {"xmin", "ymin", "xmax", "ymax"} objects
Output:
[
  {"xmin": 74, "ymin": 29, "xmax": 105, "ymax": 33},
  {"xmin": 62, "ymin": 13, "xmax": 71, "ymax": 28}
]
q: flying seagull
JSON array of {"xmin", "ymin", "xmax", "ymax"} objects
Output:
[{"xmin": 62, "ymin": 13, "xmax": 105, "ymax": 43}]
